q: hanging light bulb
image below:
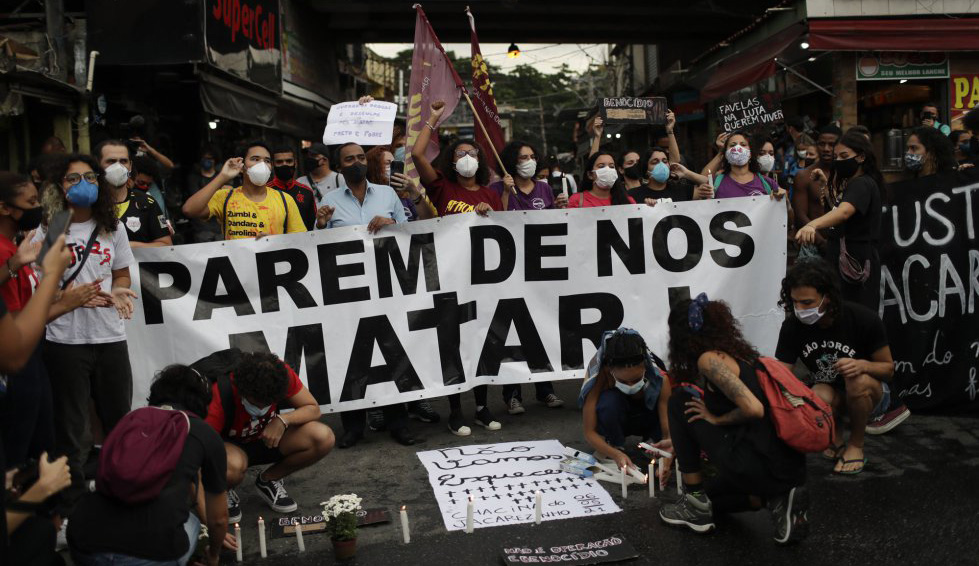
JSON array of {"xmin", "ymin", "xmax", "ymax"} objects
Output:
[{"xmin": 507, "ymin": 43, "xmax": 521, "ymax": 58}]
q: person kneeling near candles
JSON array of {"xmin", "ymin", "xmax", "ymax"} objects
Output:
[
  {"xmin": 659, "ymin": 294, "xmax": 808, "ymax": 544},
  {"xmin": 579, "ymin": 329, "xmax": 672, "ymax": 479},
  {"xmin": 69, "ymin": 365, "xmax": 230, "ymax": 566},
  {"xmin": 203, "ymin": 351, "xmax": 335, "ymax": 523}
]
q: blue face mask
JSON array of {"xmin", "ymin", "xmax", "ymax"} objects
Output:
[
  {"xmin": 66, "ymin": 179, "xmax": 99, "ymax": 207},
  {"xmin": 201, "ymin": 158, "xmax": 215, "ymax": 170},
  {"xmin": 958, "ymin": 142, "xmax": 972, "ymax": 156},
  {"xmin": 242, "ymin": 398, "xmax": 271, "ymax": 418},
  {"xmin": 615, "ymin": 377, "xmax": 647, "ymax": 396},
  {"xmin": 649, "ymin": 162, "xmax": 670, "ymax": 183},
  {"xmin": 393, "ymin": 146, "xmax": 406, "ymax": 162}
]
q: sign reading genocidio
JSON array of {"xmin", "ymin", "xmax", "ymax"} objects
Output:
[{"xmin": 599, "ymin": 97, "xmax": 667, "ymax": 125}]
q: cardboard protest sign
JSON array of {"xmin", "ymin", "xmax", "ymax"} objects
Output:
[
  {"xmin": 323, "ymin": 100, "xmax": 398, "ymax": 145},
  {"xmin": 599, "ymin": 97, "xmax": 667, "ymax": 125},
  {"xmin": 502, "ymin": 534, "xmax": 639, "ymax": 565},
  {"xmin": 417, "ymin": 440, "xmax": 621, "ymax": 532},
  {"xmin": 716, "ymin": 93, "xmax": 783, "ymax": 132},
  {"xmin": 270, "ymin": 509, "xmax": 391, "ymax": 538}
]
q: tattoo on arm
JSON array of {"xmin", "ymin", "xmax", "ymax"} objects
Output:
[{"xmin": 704, "ymin": 356, "xmax": 761, "ymax": 425}]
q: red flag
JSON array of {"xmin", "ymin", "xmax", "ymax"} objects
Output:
[
  {"xmin": 466, "ymin": 7, "xmax": 506, "ymax": 172},
  {"xmin": 405, "ymin": 4, "xmax": 465, "ymax": 183}
]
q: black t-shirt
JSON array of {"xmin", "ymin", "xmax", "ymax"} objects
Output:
[
  {"xmin": 627, "ymin": 179, "xmax": 694, "ymax": 203},
  {"xmin": 274, "ymin": 181, "xmax": 317, "ymax": 231},
  {"xmin": 116, "ymin": 189, "xmax": 169, "ymax": 244},
  {"xmin": 775, "ymin": 301, "xmax": 888, "ymax": 386},
  {"xmin": 834, "ymin": 175, "xmax": 881, "ymax": 243},
  {"xmin": 68, "ymin": 415, "xmax": 227, "ymax": 560}
]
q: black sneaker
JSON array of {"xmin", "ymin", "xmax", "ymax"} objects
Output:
[
  {"xmin": 768, "ymin": 486, "xmax": 809, "ymax": 544},
  {"xmin": 367, "ymin": 409, "xmax": 386, "ymax": 432},
  {"xmin": 227, "ymin": 487, "xmax": 242, "ymax": 523},
  {"xmin": 408, "ymin": 399, "xmax": 440, "ymax": 423},
  {"xmin": 659, "ymin": 491, "xmax": 715, "ymax": 533},
  {"xmin": 448, "ymin": 411, "xmax": 471, "ymax": 437},
  {"xmin": 255, "ymin": 474, "xmax": 298, "ymax": 513},
  {"xmin": 474, "ymin": 406, "xmax": 502, "ymax": 430}
]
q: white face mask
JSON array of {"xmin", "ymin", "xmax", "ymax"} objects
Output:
[
  {"xmin": 614, "ymin": 376, "xmax": 646, "ymax": 396},
  {"xmin": 384, "ymin": 165, "xmax": 392, "ymax": 180},
  {"xmin": 104, "ymin": 162, "xmax": 130, "ymax": 187},
  {"xmin": 725, "ymin": 145, "xmax": 751, "ymax": 167},
  {"xmin": 794, "ymin": 296, "xmax": 826, "ymax": 325},
  {"xmin": 758, "ymin": 154, "xmax": 776, "ymax": 173},
  {"xmin": 593, "ymin": 166, "xmax": 618, "ymax": 189},
  {"xmin": 516, "ymin": 159, "xmax": 537, "ymax": 179},
  {"xmin": 246, "ymin": 162, "xmax": 272, "ymax": 186},
  {"xmin": 241, "ymin": 398, "xmax": 271, "ymax": 418},
  {"xmin": 454, "ymin": 155, "xmax": 479, "ymax": 178}
]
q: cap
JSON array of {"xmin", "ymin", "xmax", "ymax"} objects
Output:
[{"xmin": 308, "ymin": 142, "xmax": 330, "ymax": 157}]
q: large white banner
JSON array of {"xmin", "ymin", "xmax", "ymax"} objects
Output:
[{"xmin": 127, "ymin": 199, "xmax": 787, "ymax": 412}]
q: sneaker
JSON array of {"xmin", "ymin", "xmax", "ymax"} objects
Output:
[
  {"xmin": 865, "ymin": 405, "xmax": 911, "ymax": 435},
  {"xmin": 448, "ymin": 411, "xmax": 471, "ymax": 436},
  {"xmin": 659, "ymin": 491, "xmax": 715, "ymax": 533},
  {"xmin": 507, "ymin": 396, "xmax": 526, "ymax": 415},
  {"xmin": 408, "ymin": 399, "xmax": 441, "ymax": 423},
  {"xmin": 227, "ymin": 488, "xmax": 242, "ymax": 523},
  {"xmin": 255, "ymin": 474, "xmax": 298, "ymax": 513},
  {"xmin": 474, "ymin": 407, "xmax": 502, "ymax": 431},
  {"xmin": 768, "ymin": 486, "xmax": 809, "ymax": 544},
  {"xmin": 367, "ymin": 409, "xmax": 387, "ymax": 432},
  {"xmin": 540, "ymin": 393, "xmax": 564, "ymax": 408}
]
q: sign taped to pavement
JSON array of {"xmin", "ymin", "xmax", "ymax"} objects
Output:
[{"xmin": 502, "ymin": 534, "xmax": 639, "ymax": 565}]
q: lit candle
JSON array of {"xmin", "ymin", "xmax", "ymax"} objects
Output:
[
  {"xmin": 561, "ymin": 176, "xmax": 569, "ymax": 200},
  {"xmin": 401, "ymin": 506, "xmax": 410, "ymax": 544},
  {"xmin": 258, "ymin": 516, "xmax": 267, "ymax": 558},
  {"xmin": 465, "ymin": 496, "xmax": 474, "ymax": 534},
  {"xmin": 620, "ymin": 465, "xmax": 627, "ymax": 499},
  {"xmin": 234, "ymin": 523, "xmax": 242, "ymax": 562},
  {"xmin": 534, "ymin": 491, "xmax": 542, "ymax": 525},
  {"xmin": 707, "ymin": 168, "xmax": 715, "ymax": 197},
  {"xmin": 295, "ymin": 517, "xmax": 305, "ymax": 552},
  {"xmin": 675, "ymin": 458, "xmax": 682, "ymax": 492}
]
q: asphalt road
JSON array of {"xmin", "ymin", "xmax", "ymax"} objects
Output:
[{"xmin": 225, "ymin": 380, "xmax": 979, "ymax": 566}]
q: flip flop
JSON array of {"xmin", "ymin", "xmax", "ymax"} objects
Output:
[
  {"xmin": 835, "ymin": 457, "xmax": 867, "ymax": 475},
  {"xmin": 822, "ymin": 443, "xmax": 845, "ymax": 461}
]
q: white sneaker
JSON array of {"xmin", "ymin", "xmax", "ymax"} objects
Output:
[{"xmin": 508, "ymin": 397, "xmax": 526, "ymax": 415}]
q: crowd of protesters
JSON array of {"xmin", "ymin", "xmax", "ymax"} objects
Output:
[{"xmin": 1, "ymin": 93, "xmax": 977, "ymax": 563}]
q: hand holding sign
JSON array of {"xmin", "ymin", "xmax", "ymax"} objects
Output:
[
  {"xmin": 591, "ymin": 116, "xmax": 605, "ymax": 138},
  {"xmin": 666, "ymin": 109, "xmax": 676, "ymax": 134}
]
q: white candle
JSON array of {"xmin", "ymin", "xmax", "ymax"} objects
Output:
[
  {"xmin": 561, "ymin": 176, "xmax": 568, "ymax": 199},
  {"xmin": 258, "ymin": 516, "xmax": 267, "ymax": 558},
  {"xmin": 234, "ymin": 523, "xmax": 243, "ymax": 562},
  {"xmin": 295, "ymin": 517, "xmax": 305, "ymax": 552},
  {"xmin": 401, "ymin": 506, "xmax": 410, "ymax": 544},
  {"xmin": 465, "ymin": 496, "xmax": 474, "ymax": 534},
  {"xmin": 707, "ymin": 169, "xmax": 715, "ymax": 197},
  {"xmin": 620, "ymin": 465, "xmax": 627, "ymax": 499},
  {"xmin": 534, "ymin": 491, "xmax": 542, "ymax": 525},
  {"xmin": 675, "ymin": 459, "xmax": 682, "ymax": 492},
  {"xmin": 648, "ymin": 462, "xmax": 655, "ymax": 498}
]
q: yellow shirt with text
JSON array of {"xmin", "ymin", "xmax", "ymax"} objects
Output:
[{"xmin": 206, "ymin": 187, "xmax": 307, "ymax": 239}]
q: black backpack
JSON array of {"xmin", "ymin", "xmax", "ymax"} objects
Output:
[{"xmin": 189, "ymin": 348, "xmax": 243, "ymax": 437}]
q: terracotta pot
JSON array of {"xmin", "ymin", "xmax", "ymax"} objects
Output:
[{"xmin": 332, "ymin": 537, "xmax": 357, "ymax": 561}]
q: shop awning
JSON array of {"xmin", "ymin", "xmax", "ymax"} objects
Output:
[
  {"xmin": 700, "ymin": 23, "xmax": 806, "ymax": 102},
  {"xmin": 809, "ymin": 17, "xmax": 979, "ymax": 51},
  {"xmin": 199, "ymin": 72, "xmax": 277, "ymax": 129}
]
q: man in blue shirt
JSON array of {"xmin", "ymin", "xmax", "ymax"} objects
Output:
[
  {"xmin": 316, "ymin": 142, "xmax": 416, "ymax": 448},
  {"xmin": 316, "ymin": 143, "xmax": 406, "ymax": 231}
]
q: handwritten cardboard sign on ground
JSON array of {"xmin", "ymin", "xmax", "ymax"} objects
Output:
[
  {"xmin": 716, "ymin": 93, "xmax": 783, "ymax": 132},
  {"xmin": 599, "ymin": 97, "xmax": 667, "ymax": 125},
  {"xmin": 502, "ymin": 534, "xmax": 639, "ymax": 565},
  {"xmin": 417, "ymin": 439, "xmax": 620, "ymax": 532}
]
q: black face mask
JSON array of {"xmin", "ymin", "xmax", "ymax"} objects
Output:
[
  {"xmin": 622, "ymin": 164, "xmax": 642, "ymax": 180},
  {"xmin": 833, "ymin": 157, "xmax": 860, "ymax": 179},
  {"xmin": 303, "ymin": 157, "xmax": 321, "ymax": 172},
  {"xmin": 273, "ymin": 165, "xmax": 295, "ymax": 182},
  {"xmin": 342, "ymin": 163, "xmax": 367, "ymax": 185},
  {"xmin": 11, "ymin": 204, "xmax": 43, "ymax": 231}
]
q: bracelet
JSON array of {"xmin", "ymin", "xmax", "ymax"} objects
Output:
[
  {"xmin": 425, "ymin": 121, "xmax": 436, "ymax": 132},
  {"xmin": 5, "ymin": 261, "xmax": 18, "ymax": 279},
  {"xmin": 275, "ymin": 414, "xmax": 289, "ymax": 430}
]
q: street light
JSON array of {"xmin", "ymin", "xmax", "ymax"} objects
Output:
[
  {"xmin": 208, "ymin": 120, "xmax": 218, "ymax": 130},
  {"xmin": 615, "ymin": 133, "xmax": 621, "ymax": 139},
  {"xmin": 507, "ymin": 43, "xmax": 520, "ymax": 58},
  {"xmin": 800, "ymin": 41, "xmax": 810, "ymax": 49}
]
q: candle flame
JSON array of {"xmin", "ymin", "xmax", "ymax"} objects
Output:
[{"xmin": 401, "ymin": 505, "xmax": 407, "ymax": 511}]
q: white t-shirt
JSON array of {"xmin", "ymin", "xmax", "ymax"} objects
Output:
[
  {"xmin": 297, "ymin": 171, "xmax": 345, "ymax": 205},
  {"xmin": 33, "ymin": 219, "xmax": 135, "ymax": 344}
]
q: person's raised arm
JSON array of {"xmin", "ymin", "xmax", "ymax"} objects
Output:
[
  {"xmin": 665, "ymin": 110, "xmax": 681, "ymax": 164},
  {"xmin": 700, "ymin": 132, "xmax": 729, "ymax": 176},
  {"xmin": 588, "ymin": 116, "xmax": 604, "ymax": 158},
  {"xmin": 411, "ymin": 101, "xmax": 445, "ymax": 187},
  {"xmin": 582, "ymin": 384, "xmax": 635, "ymax": 471},
  {"xmin": 182, "ymin": 157, "xmax": 243, "ymax": 220},
  {"xmin": 133, "ymin": 137, "xmax": 175, "ymax": 170}
]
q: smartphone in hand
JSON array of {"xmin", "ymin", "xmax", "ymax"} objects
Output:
[{"xmin": 38, "ymin": 210, "xmax": 71, "ymax": 265}]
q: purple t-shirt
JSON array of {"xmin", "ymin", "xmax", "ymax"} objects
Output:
[
  {"xmin": 400, "ymin": 197, "xmax": 419, "ymax": 222},
  {"xmin": 715, "ymin": 173, "xmax": 771, "ymax": 199},
  {"xmin": 489, "ymin": 180, "xmax": 555, "ymax": 211}
]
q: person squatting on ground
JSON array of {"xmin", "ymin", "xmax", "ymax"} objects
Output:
[{"xmin": 659, "ymin": 294, "xmax": 809, "ymax": 544}]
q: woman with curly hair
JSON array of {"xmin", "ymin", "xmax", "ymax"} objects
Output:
[
  {"xmin": 33, "ymin": 152, "xmax": 138, "ymax": 510},
  {"xmin": 904, "ymin": 125, "xmax": 959, "ymax": 176},
  {"xmin": 659, "ymin": 294, "xmax": 808, "ymax": 544}
]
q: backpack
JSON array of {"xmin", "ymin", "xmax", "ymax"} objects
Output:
[
  {"xmin": 96, "ymin": 406, "xmax": 190, "ymax": 504},
  {"xmin": 189, "ymin": 348, "xmax": 242, "ymax": 437},
  {"xmin": 754, "ymin": 357, "xmax": 835, "ymax": 453}
]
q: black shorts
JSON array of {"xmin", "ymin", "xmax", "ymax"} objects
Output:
[{"xmin": 232, "ymin": 440, "xmax": 283, "ymax": 467}]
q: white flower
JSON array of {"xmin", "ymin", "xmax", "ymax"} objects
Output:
[{"xmin": 319, "ymin": 493, "xmax": 363, "ymax": 519}]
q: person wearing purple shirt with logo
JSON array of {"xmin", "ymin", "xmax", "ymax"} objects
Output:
[
  {"xmin": 489, "ymin": 141, "xmax": 569, "ymax": 211},
  {"xmin": 710, "ymin": 131, "xmax": 786, "ymax": 200}
]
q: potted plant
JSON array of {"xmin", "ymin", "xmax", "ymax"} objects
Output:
[{"xmin": 321, "ymin": 494, "xmax": 362, "ymax": 560}]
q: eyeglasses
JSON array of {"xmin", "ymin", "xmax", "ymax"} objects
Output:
[
  {"xmin": 64, "ymin": 172, "xmax": 99, "ymax": 185},
  {"xmin": 454, "ymin": 148, "xmax": 479, "ymax": 158},
  {"xmin": 517, "ymin": 154, "xmax": 538, "ymax": 162}
]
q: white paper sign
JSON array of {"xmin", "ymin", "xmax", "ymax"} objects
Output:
[
  {"xmin": 323, "ymin": 100, "xmax": 398, "ymax": 145},
  {"xmin": 416, "ymin": 440, "xmax": 621, "ymax": 532}
]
